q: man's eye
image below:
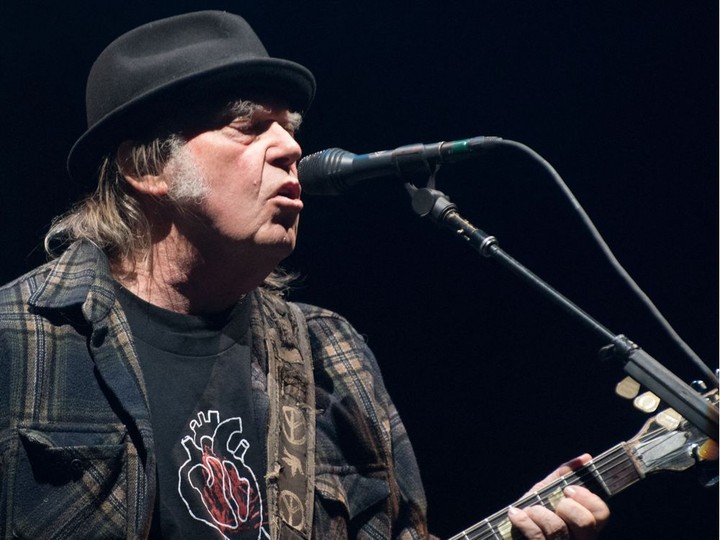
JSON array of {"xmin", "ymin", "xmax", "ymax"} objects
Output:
[
  {"xmin": 231, "ymin": 122, "xmax": 259, "ymax": 134},
  {"xmin": 228, "ymin": 119, "xmax": 295, "ymax": 137}
]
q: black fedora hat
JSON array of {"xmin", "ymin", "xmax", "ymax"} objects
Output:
[{"xmin": 67, "ymin": 10, "xmax": 316, "ymax": 185}]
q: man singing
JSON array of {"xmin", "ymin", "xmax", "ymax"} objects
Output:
[{"xmin": 0, "ymin": 11, "xmax": 608, "ymax": 539}]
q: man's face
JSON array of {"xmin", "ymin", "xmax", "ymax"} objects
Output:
[{"xmin": 164, "ymin": 101, "xmax": 304, "ymax": 263}]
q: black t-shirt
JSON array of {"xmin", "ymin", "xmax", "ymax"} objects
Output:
[{"xmin": 117, "ymin": 285, "xmax": 269, "ymax": 539}]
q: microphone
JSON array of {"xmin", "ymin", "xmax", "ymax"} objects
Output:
[{"xmin": 297, "ymin": 136, "xmax": 501, "ymax": 195}]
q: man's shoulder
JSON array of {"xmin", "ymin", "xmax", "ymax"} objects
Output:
[
  {"xmin": 0, "ymin": 261, "xmax": 55, "ymax": 311},
  {"xmin": 294, "ymin": 302, "xmax": 346, "ymax": 322},
  {"xmin": 289, "ymin": 301, "xmax": 376, "ymax": 369},
  {"xmin": 293, "ymin": 302, "xmax": 364, "ymax": 338},
  {"xmin": 0, "ymin": 241, "xmax": 112, "ymax": 316},
  {"xmin": 258, "ymin": 290, "xmax": 355, "ymax": 329}
]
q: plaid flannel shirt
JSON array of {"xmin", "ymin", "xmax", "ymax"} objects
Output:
[{"xmin": 0, "ymin": 241, "xmax": 430, "ymax": 539}]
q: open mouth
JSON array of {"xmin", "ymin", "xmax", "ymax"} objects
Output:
[{"xmin": 276, "ymin": 180, "xmax": 301, "ymax": 200}]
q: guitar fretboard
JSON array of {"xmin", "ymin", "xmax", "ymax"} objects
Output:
[{"xmin": 449, "ymin": 442, "xmax": 641, "ymax": 540}]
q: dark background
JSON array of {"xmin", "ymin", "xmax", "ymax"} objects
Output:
[{"xmin": 1, "ymin": 1, "xmax": 717, "ymax": 538}]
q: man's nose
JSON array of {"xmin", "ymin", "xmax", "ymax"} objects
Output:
[{"xmin": 266, "ymin": 122, "xmax": 302, "ymax": 169}]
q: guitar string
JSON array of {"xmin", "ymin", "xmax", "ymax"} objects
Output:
[
  {"xmin": 453, "ymin": 394, "xmax": 717, "ymax": 539},
  {"xmin": 458, "ymin": 451, "xmax": 632, "ymax": 540},
  {"xmin": 463, "ymin": 441, "xmax": 669, "ymax": 540},
  {"xmin": 458, "ymin": 431, "xmax": 678, "ymax": 540},
  {"xmin": 453, "ymin": 423, "xmax": 684, "ymax": 540},
  {"xmin": 454, "ymin": 449, "xmax": 632, "ymax": 540}
]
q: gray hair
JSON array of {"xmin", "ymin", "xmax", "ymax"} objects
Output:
[{"xmin": 45, "ymin": 99, "xmax": 300, "ymax": 292}]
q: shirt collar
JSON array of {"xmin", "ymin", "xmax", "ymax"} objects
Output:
[{"xmin": 28, "ymin": 240, "xmax": 116, "ymax": 323}]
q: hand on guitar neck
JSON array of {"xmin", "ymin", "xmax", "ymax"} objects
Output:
[
  {"xmin": 506, "ymin": 454, "xmax": 609, "ymax": 540},
  {"xmin": 451, "ymin": 390, "xmax": 718, "ymax": 540}
]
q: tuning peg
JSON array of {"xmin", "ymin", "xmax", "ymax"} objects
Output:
[
  {"xmin": 615, "ymin": 376, "xmax": 640, "ymax": 399},
  {"xmin": 690, "ymin": 380, "xmax": 708, "ymax": 393},
  {"xmin": 633, "ymin": 391, "xmax": 661, "ymax": 413},
  {"xmin": 655, "ymin": 408, "xmax": 682, "ymax": 431}
]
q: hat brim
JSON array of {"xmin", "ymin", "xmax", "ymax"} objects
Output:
[{"xmin": 67, "ymin": 57, "xmax": 315, "ymax": 186}]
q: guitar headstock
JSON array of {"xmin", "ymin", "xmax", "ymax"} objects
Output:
[{"xmin": 623, "ymin": 387, "xmax": 718, "ymax": 477}]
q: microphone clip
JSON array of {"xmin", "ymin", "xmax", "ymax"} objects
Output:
[{"xmin": 407, "ymin": 186, "xmax": 498, "ymax": 256}]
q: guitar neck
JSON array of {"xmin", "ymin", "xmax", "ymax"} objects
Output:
[{"xmin": 449, "ymin": 443, "xmax": 642, "ymax": 540}]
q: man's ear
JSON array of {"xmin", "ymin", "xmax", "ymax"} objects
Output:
[{"xmin": 116, "ymin": 140, "xmax": 170, "ymax": 197}]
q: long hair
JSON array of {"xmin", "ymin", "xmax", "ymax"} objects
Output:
[
  {"xmin": 45, "ymin": 100, "xmax": 298, "ymax": 293},
  {"xmin": 45, "ymin": 138, "xmax": 169, "ymax": 265}
]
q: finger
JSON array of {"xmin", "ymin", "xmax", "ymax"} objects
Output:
[
  {"xmin": 508, "ymin": 505, "xmax": 569, "ymax": 540},
  {"xmin": 561, "ymin": 486, "xmax": 611, "ymax": 535},
  {"xmin": 507, "ymin": 506, "xmax": 545, "ymax": 539},
  {"xmin": 525, "ymin": 505, "xmax": 572, "ymax": 539}
]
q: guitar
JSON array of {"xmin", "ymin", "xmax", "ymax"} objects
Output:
[{"xmin": 449, "ymin": 390, "xmax": 718, "ymax": 540}]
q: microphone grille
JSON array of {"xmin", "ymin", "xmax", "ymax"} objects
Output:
[{"xmin": 298, "ymin": 148, "xmax": 356, "ymax": 195}]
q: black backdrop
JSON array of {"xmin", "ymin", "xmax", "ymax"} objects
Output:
[{"xmin": 2, "ymin": 2, "xmax": 718, "ymax": 538}]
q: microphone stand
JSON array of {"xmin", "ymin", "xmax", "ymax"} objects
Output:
[{"xmin": 409, "ymin": 186, "xmax": 719, "ymax": 442}]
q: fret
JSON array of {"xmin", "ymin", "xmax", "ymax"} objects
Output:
[
  {"xmin": 601, "ymin": 458, "xmax": 642, "ymax": 495},
  {"xmin": 589, "ymin": 444, "xmax": 642, "ymax": 496},
  {"xmin": 485, "ymin": 512, "xmax": 513, "ymax": 540},
  {"xmin": 587, "ymin": 460, "xmax": 612, "ymax": 497},
  {"xmin": 604, "ymin": 467, "xmax": 641, "ymax": 496},
  {"xmin": 479, "ymin": 518, "xmax": 495, "ymax": 540},
  {"xmin": 448, "ymin": 511, "xmax": 513, "ymax": 540},
  {"xmin": 494, "ymin": 517, "xmax": 513, "ymax": 540},
  {"xmin": 545, "ymin": 486, "xmax": 565, "ymax": 510}
]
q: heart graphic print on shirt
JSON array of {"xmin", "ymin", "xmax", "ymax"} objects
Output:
[{"xmin": 178, "ymin": 410, "xmax": 267, "ymax": 539}]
